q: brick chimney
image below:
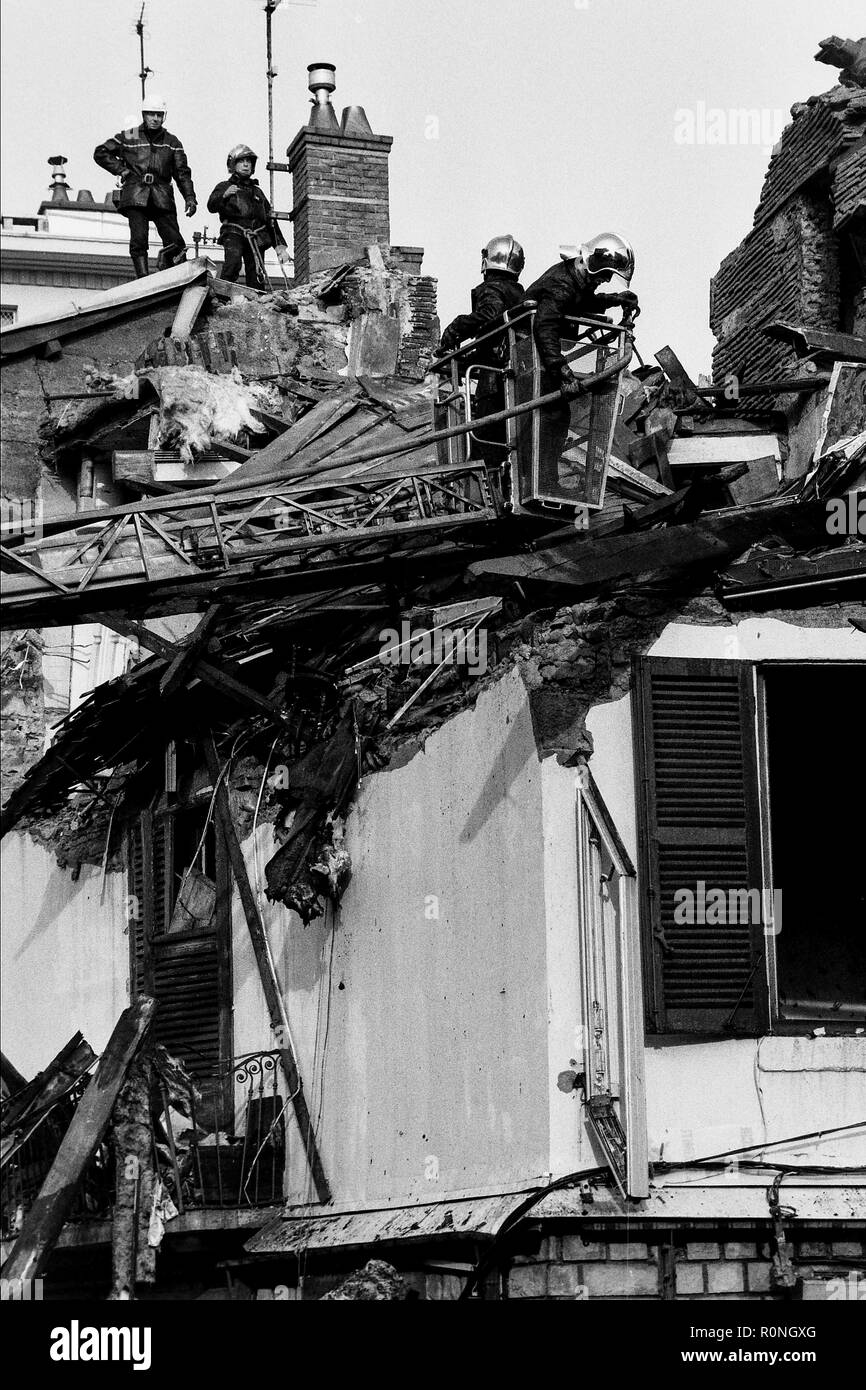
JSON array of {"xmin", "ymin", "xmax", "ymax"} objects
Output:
[{"xmin": 287, "ymin": 63, "xmax": 393, "ymax": 282}]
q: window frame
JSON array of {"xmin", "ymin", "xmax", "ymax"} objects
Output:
[
  {"xmin": 634, "ymin": 655, "xmax": 865, "ymax": 1040},
  {"xmin": 576, "ymin": 771, "xmax": 649, "ymax": 1199}
]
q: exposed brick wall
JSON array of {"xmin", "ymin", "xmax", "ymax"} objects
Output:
[
  {"xmin": 396, "ymin": 275, "xmax": 439, "ymax": 381},
  {"xmin": 288, "ymin": 129, "xmax": 393, "ymax": 283},
  {"xmin": 499, "ymin": 1227, "xmax": 866, "ymax": 1302},
  {"xmin": 267, "ymin": 1225, "xmax": 865, "ymax": 1300},
  {"xmin": 709, "ymin": 79, "xmax": 865, "ymax": 398}
]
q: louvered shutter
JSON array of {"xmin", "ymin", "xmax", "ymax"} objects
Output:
[
  {"xmin": 633, "ymin": 658, "xmax": 766, "ymax": 1034},
  {"xmin": 127, "ymin": 811, "xmax": 225, "ymax": 1084},
  {"xmin": 151, "ymin": 935, "xmax": 222, "ymax": 1082}
]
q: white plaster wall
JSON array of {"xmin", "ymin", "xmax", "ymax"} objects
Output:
[
  {"xmin": 645, "ymin": 1036, "xmax": 866, "ymax": 1167},
  {"xmin": 0, "ymin": 833, "xmax": 129, "ymax": 1075},
  {"xmin": 586, "ymin": 618, "xmax": 866, "ymax": 1176},
  {"xmin": 232, "ymin": 668, "xmax": 553, "ymax": 1207}
]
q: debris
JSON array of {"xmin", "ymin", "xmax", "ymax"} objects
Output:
[
  {"xmin": 2, "ymin": 998, "xmax": 156, "ymax": 1285},
  {"xmin": 320, "ymin": 1259, "xmax": 406, "ymax": 1300}
]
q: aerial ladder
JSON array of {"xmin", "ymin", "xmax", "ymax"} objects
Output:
[{"xmin": 0, "ymin": 307, "xmax": 634, "ymax": 629}]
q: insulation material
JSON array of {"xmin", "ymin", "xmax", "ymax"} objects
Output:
[{"xmin": 143, "ymin": 366, "xmax": 277, "ymax": 463}]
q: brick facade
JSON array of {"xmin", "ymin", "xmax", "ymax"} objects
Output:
[{"xmin": 288, "ymin": 129, "xmax": 393, "ymax": 283}]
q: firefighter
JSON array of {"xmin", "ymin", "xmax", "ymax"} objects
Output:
[
  {"xmin": 438, "ymin": 234, "xmax": 526, "ymax": 357},
  {"xmin": 523, "ymin": 233, "xmax": 639, "ymax": 489},
  {"xmin": 206, "ymin": 145, "xmax": 290, "ymax": 289},
  {"xmin": 437, "ymin": 235, "xmax": 526, "ymax": 460},
  {"xmin": 94, "ymin": 94, "xmax": 197, "ymax": 279},
  {"xmin": 525, "ymin": 233, "xmax": 638, "ymax": 394}
]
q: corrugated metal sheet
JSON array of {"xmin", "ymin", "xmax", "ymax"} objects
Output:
[{"xmin": 245, "ymin": 1191, "xmax": 532, "ymax": 1255}]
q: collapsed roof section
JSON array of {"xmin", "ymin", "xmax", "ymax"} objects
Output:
[{"xmin": 710, "ymin": 35, "xmax": 866, "ymax": 400}]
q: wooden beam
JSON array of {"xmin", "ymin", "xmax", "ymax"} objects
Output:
[
  {"xmin": 1, "ymin": 997, "xmax": 156, "ymax": 1284},
  {"xmin": 203, "ymin": 737, "xmax": 331, "ymax": 1204},
  {"xmin": 96, "ymin": 614, "xmax": 288, "ymax": 723},
  {"xmin": 765, "ymin": 321, "xmax": 866, "ymax": 363},
  {"xmin": 170, "ymin": 284, "xmax": 209, "ymax": 342},
  {"xmin": 654, "ymin": 345, "xmax": 703, "ymax": 406},
  {"xmin": 159, "ymin": 604, "xmax": 222, "ymax": 697}
]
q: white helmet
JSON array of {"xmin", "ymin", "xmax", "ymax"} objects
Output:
[{"xmin": 142, "ymin": 92, "xmax": 167, "ymax": 116}]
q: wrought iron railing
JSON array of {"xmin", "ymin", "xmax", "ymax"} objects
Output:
[
  {"xmin": 0, "ymin": 1048, "xmax": 287, "ymax": 1241},
  {"xmin": 169, "ymin": 1049, "xmax": 287, "ymax": 1211}
]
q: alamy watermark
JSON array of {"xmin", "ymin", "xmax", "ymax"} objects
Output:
[
  {"xmin": 825, "ymin": 494, "xmax": 865, "ymax": 536},
  {"xmin": 1, "ymin": 1277, "xmax": 44, "ymax": 1300},
  {"xmin": 1, "ymin": 498, "xmax": 43, "ymax": 541},
  {"xmin": 378, "ymin": 621, "xmax": 488, "ymax": 677},
  {"xmin": 674, "ymin": 103, "xmax": 786, "ymax": 150},
  {"xmin": 673, "ymin": 880, "xmax": 782, "ymax": 935}
]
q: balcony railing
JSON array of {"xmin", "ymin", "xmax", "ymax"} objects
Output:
[{"xmin": 1, "ymin": 1048, "xmax": 287, "ymax": 1241}]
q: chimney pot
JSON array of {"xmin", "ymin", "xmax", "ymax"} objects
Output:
[
  {"xmin": 341, "ymin": 105, "xmax": 374, "ymax": 138},
  {"xmin": 308, "ymin": 62, "xmax": 336, "ymax": 100}
]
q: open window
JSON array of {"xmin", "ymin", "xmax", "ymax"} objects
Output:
[
  {"xmin": 634, "ymin": 657, "xmax": 866, "ymax": 1035},
  {"xmin": 576, "ymin": 773, "xmax": 649, "ymax": 1199}
]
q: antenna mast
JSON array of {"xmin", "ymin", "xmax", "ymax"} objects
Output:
[
  {"xmin": 265, "ymin": 1, "xmax": 280, "ymax": 207},
  {"xmin": 137, "ymin": 3, "xmax": 152, "ymax": 101}
]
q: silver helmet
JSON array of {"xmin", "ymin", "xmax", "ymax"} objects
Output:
[
  {"xmin": 562, "ymin": 232, "xmax": 635, "ymax": 295},
  {"xmin": 482, "ymin": 234, "xmax": 525, "ymax": 278},
  {"xmin": 226, "ymin": 143, "xmax": 258, "ymax": 174}
]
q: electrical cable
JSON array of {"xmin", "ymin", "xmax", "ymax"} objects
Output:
[{"xmin": 459, "ymin": 1117, "xmax": 866, "ymax": 1299}]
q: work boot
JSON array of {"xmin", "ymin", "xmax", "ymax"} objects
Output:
[
  {"xmin": 131, "ymin": 255, "xmax": 150, "ymax": 279},
  {"xmin": 156, "ymin": 244, "xmax": 187, "ymax": 272}
]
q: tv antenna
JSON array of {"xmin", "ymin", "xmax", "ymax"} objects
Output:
[
  {"xmin": 263, "ymin": 1, "xmax": 318, "ymax": 210},
  {"xmin": 136, "ymin": 3, "xmax": 152, "ymax": 101}
]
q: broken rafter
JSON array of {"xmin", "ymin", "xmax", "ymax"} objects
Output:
[
  {"xmin": 97, "ymin": 614, "xmax": 289, "ymax": 725},
  {"xmin": 1, "ymin": 998, "xmax": 156, "ymax": 1284},
  {"xmin": 203, "ymin": 737, "xmax": 331, "ymax": 1205}
]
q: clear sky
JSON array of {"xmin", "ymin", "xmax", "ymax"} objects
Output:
[{"xmin": 2, "ymin": 0, "xmax": 863, "ymax": 374}]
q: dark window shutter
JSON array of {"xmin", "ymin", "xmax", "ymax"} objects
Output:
[
  {"xmin": 126, "ymin": 811, "xmax": 226, "ymax": 1085},
  {"xmin": 633, "ymin": 658, "xmax": 766, "ymax": 1035},
  {"xmin": 151, "ymin": 935, "xmax": 222, "ymax": 1082}
]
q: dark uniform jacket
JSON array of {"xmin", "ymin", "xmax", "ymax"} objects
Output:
[
  {"xmin": 523, "ymin": 260, "xmax": 600, "ymax": 370},
  {"xmin": 441, "ymin": 270, "xmax": 524, "ymax": 361},
  {"xmin": 206, "ymin": 178, "xmax": 286, "ymax": 250},
  {"xmin": 94, "ymin": 125, "xmax": 195, "ymax": 213}
]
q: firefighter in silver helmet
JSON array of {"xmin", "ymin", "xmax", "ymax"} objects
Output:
[
  {"xmin": 524, "ymin": 233, "xmax": 638, "ymax": 393},
  {"xmin": 207, "ymin": 144, "xmax": 291, "ymax": 289},
  {"xmin": 523, "ymin": 234, "xmax": 638, "ymax": 490},
  {"xmin": 437, "ymin": 236, "xmax": 526, "ymax": 460},
  {"xmin": 94, "ymin": 94, "xmax": 197, "ymax": 278},
  {"xmin": 438, "ymin": 234, "xmax": 526, "ymax": 356}
]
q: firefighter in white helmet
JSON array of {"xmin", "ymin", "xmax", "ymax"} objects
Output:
[{"xmin": 94, "ymin": 94, "xmax": 197, "ymax": 278}]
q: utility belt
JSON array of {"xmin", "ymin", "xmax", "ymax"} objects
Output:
[
  {"xmin": 221, "ymin": 222, "xmax": 270, "ymax": 285},
  {"xmin": 128, "ymin": 171, "xmax": 170, "ymax": 186},
  {"xmin": 222, "ymin": 221, "xmax": 269, "ymax": 240}
]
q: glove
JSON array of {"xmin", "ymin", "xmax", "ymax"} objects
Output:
[
  {"xmin": 439, "ymin": 330, "xmax": 461, "ymax": 355},
  {"xmin": 184, "ymin": 198, "xmax": 197, "ymax": 217},
  {"xmin": 596, "ymin": 288, "xmax": 639, "ymax": 313},
  {"xmin": 559, "ymin": 362, "xmax": 580, "ymax": 397},
  {"xmin": 276, "ymin": 245, "xmax": 291, "ymax": 265}
]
